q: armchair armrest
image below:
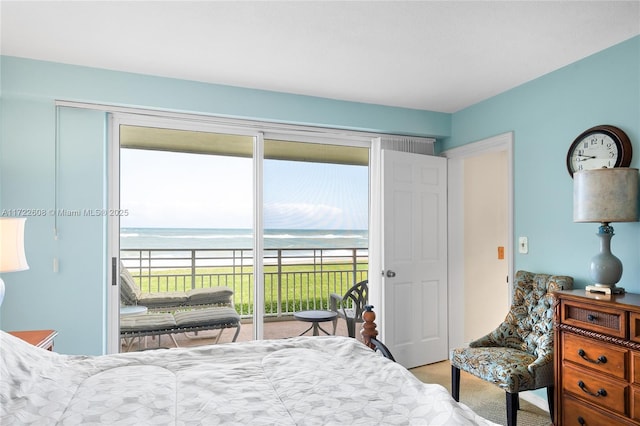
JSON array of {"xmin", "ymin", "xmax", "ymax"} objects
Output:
[
  {"xmin": 329, "ymin": 293, "xmax": 343, "ymax": 312},
  {"xmin": 527, "ymin": 333, "xmax": 554, "ymax": 375},
  {"xmin": 468, "ymin": 323, "xmax": 513, "ymax": 348},
  {"xmin": 468, "ymin": 334, "xmax": 497, "ymax": 348},
  {"xmin": 527, "ymin": 347, "xmax": 555, "ymax": 388},
  {"xmin": 528, "ymin": 352, "xmax": 553, "ymax": 375}
]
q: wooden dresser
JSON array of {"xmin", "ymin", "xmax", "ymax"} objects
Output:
[{"xmin": 554, "ymin": 290, "xmax": 640, "ymax": 425}]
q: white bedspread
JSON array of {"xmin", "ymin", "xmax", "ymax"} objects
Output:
[{"xmin": 1, "ymin": 331, "xmax": 497, "ymax": 425}]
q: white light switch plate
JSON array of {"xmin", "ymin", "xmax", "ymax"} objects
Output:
[{"xmin": 519, "ymin": 237, "xmax": 528, "ymax": 254}]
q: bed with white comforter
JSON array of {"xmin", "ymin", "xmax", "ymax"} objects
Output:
[{"xmin": 1, "ymin": 331, "xmax": 497, "ymax": 425}]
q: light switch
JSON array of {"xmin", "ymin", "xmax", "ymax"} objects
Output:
[{"xmin": 518, "ymin": 237, "xmax": 528, "ymax": 254}]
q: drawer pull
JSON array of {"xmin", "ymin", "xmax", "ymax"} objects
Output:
[
  {"xmin": 577, "ymin": 416, "xmax": 585, "ymax": 425},
  {"xmin": 577, "ymin": 349, "xmax": 607, "ymax": 364},
  {"xmin": 587, "ymin": 313, "xmax": 597, "ymax": 322},
  {"xmin": 577, "ymin": 380, "xmax": 607, "ymax": 397}
]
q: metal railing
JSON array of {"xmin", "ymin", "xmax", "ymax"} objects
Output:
[{"xmin": 121, "ymin": 248, "xmax": 368, "ymax": 317}]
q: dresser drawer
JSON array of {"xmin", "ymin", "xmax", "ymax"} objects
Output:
[
  {"xmin": 563, "ymin": 332, "xmax": 628, "ymax": 379},
  {"xmin": 630, "ymin": 313, "xmax": 640, "ymax": 344},
  {"xmin": 633, "ymin": 353, "xmax": 640, "ymax": 385},
  {"xmin": 632, "ymin": 385, "xmax": 640, "ymax": 421},
  {"xmin": 562, "ymin": 299, "xmax": 627, "ymax": 338},
  {"xmin": 563, "ymin": 363, "xmax": 628, "ymax": 415},
  {"xmin": 563, "ymin": 394, "xmax": 632, "ymax": 426}
]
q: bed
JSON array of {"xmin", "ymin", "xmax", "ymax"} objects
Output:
[{"xmin": 1, "ymin": 330, "xmax": 497, "ymax": 425}]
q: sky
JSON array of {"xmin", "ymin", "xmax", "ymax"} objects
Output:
[{"xmin": 120, "ymin": 149, "xmax": 369, "ymax": 230}]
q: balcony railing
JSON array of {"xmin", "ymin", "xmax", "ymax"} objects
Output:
[{"xmin": 121, "ymin": 248, "xmax": 368, "ymax": 317}]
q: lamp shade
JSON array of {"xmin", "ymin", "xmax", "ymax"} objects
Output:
[
  {"xmin": 574, "ymin": 168, "xmax": 639, "ymax": 223},
  {"xmin": 0, "ymin": 218, "xmax": 29, "ymax": 273}
]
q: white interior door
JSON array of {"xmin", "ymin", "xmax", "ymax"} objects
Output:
[{"xmin": 382, "ymin": 150, "xmax": 447, "ymax": 368}]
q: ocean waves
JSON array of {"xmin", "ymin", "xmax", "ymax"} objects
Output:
[{"xmin": 120, "ymin": 228, "xmax": 368, "ymax": 250}]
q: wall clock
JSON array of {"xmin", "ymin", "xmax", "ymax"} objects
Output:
[{"xmin": 566, "ymin": 125, "xmax": 632, "ymax": 177}]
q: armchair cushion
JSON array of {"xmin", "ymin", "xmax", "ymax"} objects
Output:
[{"xmin": 450, "ymin": 347, "xmax": 539, "ymax": 392}]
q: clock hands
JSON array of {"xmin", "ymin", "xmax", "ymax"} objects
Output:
[{"xmin": 574, "ymin": 155, "xmax": 597, "ymax": 161}]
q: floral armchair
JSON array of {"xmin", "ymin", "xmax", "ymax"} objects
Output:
[{"xmin": 450, "ymin": 270, "xmax": 573, "ymax": 426}]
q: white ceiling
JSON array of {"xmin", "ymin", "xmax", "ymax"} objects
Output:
[{"xmin": 1, "ymin": 1, "xmax": 639, "ymax": 113}]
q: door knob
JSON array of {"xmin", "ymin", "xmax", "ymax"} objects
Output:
[{"xmin": 386, "ymin": 270, "xmax": 396, "ymax": 278}]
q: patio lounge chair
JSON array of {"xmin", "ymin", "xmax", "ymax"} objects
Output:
[
  {"xmin": 120, "ymin": 306, "xmax": 241, "ymax": 350},
  {"xmin": 120, "ymin": 264, "xmax": 234, "ymax": 312}
]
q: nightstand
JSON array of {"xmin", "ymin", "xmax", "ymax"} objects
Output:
[{"xmin": 9, "ymin": 329, "xmax": 58, "ymax": 351}]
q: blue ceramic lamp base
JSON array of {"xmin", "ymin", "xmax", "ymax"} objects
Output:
[{"xmin": 586, "ymin": 224, "xmax": 625, "ymax": 295}]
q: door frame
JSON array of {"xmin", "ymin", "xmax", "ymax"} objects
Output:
[{"xmin": 441, "ymin": 131, "xmax": 514, "ymax": 350}]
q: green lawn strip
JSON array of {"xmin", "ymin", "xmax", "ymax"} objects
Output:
[{"xmin": 132, "ymin": 262, "xmax": 368, "ymax": 315}]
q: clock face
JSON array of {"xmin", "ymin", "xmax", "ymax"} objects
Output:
[
  {"xmin": 566, "ymin": 125, "xmax": 632, "ymax": 177},
  {"xmin": 568, "ymin": 132, "xmax": 620, "ymax": 173}
]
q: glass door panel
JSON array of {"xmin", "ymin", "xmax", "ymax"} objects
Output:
[
  {"xmin": 118, "ymin": 126, "xmax": 254, "ymax": 350},
  {"xmin": 262, "ymin": 140, "xmax": 369, "ymax": 340}
]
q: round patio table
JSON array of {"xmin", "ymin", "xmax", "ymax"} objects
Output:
[
  {"xmin": 120, "ymin": 305, "xmax": 148, "ymax": 316},
  {"xmin": 294, "ymin": 310, "xmax": 337, "ymax": 336}
]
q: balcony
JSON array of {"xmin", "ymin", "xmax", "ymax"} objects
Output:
[{"xmin": 120, "ymin": 247, "xmax": 368, "ymax": 349}]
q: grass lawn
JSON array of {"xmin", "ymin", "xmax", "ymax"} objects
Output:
[{"xmin": 131, "ymin": 262, "xmax": 368, "ymax": 315}]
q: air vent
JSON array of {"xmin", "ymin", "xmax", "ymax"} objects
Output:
[{"xmin": 381, "ymin": 136, "xmax": 435, "ymax": 155}]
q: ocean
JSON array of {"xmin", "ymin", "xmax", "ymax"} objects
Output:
[{"xmin": 121, "ymin": 228, "xmax": 369, "ymax": 251}]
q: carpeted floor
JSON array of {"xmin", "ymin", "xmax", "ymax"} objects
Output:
[{"xmin": 410, "ymin": 361, "xmax": 552, "ymax": 426}]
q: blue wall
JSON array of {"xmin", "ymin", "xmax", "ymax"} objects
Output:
[
  {"xmin": 0, "ymin": 56, "xmax": 449, "ymax": 354},
  {"xmin": 445, "ymin": 36, "xmax": 640, "ymax": 291},
  {"xmin": 1, "ymin": 36, "xmax": 638, "ymax": 355}
]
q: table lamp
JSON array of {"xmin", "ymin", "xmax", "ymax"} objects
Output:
[
  {"xmin": 573, "ymin": 168, "xmax": 639, "ymax": 294},
  {"xmin": 0, "ymin": 218, "xmax": 29, "ymax": 306}
]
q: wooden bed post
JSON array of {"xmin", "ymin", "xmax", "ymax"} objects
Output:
[{"xmin": 361, "ymin": 304, "xmax": 378, "ymax": 350}]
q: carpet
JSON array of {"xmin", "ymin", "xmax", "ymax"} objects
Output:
[{"xmin": 410, "ymin": 361, "xmax": 552, "ymax": 426}]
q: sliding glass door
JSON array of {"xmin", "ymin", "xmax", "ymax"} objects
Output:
[{"xmin": 110, "ymin": 115, "xmax": 370, "ymax": 352}]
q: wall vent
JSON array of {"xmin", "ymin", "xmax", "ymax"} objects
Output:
[{"xmin": 380, "ymin": 136, "xmax": 435, "ymax": 155}]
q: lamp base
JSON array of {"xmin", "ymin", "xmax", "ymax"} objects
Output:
[{"xmin": 586, "ymin": 284, "xmax": 625, "ymax": 295}]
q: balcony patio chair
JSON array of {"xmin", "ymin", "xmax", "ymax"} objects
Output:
[
  {"xmin": 120, "ymin": 306, "xmax": 241, "ymax": 350},
  {"xmin": 119, "ymin": 263, "xmax": 234, "ymax": 312},
  {"xmin": 329, "ymin": 279, "xmax": 368, "ymax": 338},
  {"xmin": 449, "ymin": 270, "xmax": 573, "ymax": 426}
]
